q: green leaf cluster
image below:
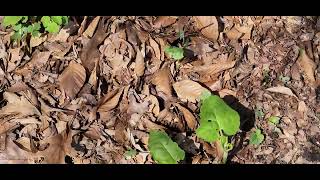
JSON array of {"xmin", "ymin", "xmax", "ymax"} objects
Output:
[{"xmin": 2, "ymin": 16, "xmax": 69, "ymax": 42}]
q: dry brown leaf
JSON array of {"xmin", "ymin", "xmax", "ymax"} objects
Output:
[
  {"xmin": 173, "ymin": 80, "xmax": 209, "ymax": 103},
  {"xmin": 266, "ymin": 86, "xmax": 297, "ymax": 98},
  {"xmin": 153, "ymin": 16, "xmax": 177, "ymax": 29},
  {"xmin": 226, "ymin": 27, "xmax": 243, "ymax": 40},
  {"xmin": 0, "ymin": 92, "xmax": 40, "ymax": 118},
  {"xmin": 193, "ymin": 16, "xmax": 219, "ymax": 41},
  {"xmin": 175, "ymin": 103, "xmax": 197, "ymax": 130},
  {"xmin": 151, "ymin": 67, "xmax": 172, "ymax": 97},
  {"xmin": 16, "ymin": 50, "xmax": 51, "ymax": 76},
  {"xmin": 81, "ymin": 17, "xmax": 108, "ymax": 71},
  {"xmin": 83, "ymin": 16, "xmax": 101, "ymax": 38},
  {"xmin": 193, "ymin": 60, "xmax": 236, "ymax": 76},
  {"xmin": 149, "ymin": 37, "xmax": 161, "ymax": 60},
  {"xmin": 7, "ymin": 47, "xmax": 22, "ymax": 72},
  {"xmin": 98, "ymin": 87, "xmax": 124, "ymax": 112},
  {"xmin": 58, "ymin": 61, "xmax": 86, "ymax": 100},
  {"xmin": 134, "ymin": 46, "xmax": 145, "ymax": 77},
  {"xmin": 30, "ymin": 35, "xmax": 47, "ymax": 48},
  {"xmin": 298, "ymin": 49, "xmax": 316, "ymax": 85},
  {"xmin": 147, "ymin": 95, "xmax": 160, "ymax": 117}
]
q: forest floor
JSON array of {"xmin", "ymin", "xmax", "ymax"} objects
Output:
[{"xmin": 0, "ymin": 16, "xmax": 320, "ymax": 164}]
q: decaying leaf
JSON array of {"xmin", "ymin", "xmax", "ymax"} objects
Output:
[
  {"xmin": 174, "ymin": 103, "xmax": 197, "ymax": 130},
  {"xmin": 16, "ymin": 50, "xmax": 51, "ymax": 76},
  {"xmin": 98, "ymin": 87, "xmax": 124, "ymax": 112},
  {"xmin": 58, "ymin": 61, "xmax": 86, "ymax": 100},
  {"xmin": 153, "ymin": 16, "xmax": 177, "ymax": 29},
  {"xmin": 173, "ymin": 80, "xmax": 209, "ymax": 103},
  {"xmin": 298, "ymin": 49, "xmax": 316, "ymax": 85},
  {"xmin": 0, "ymin": 92, "xmax": 40, "ymax": 118},
  {"xmin": 149, "ymin": 37, "xmax": 161, "ymax": 60},
  {"xmin": 30, "ymin": 35, "xmax": 47, "ymax": 48},
  {"xmin": 151, "ymin": 67, "xmax": 172, "ymax": 97},
  {"xmin": 134, "ymin": 46, "xmax": 145, "ymax": 77},
  {"xmin": 83, "ymin": 16, "xmax": 101, "ymax": 38},
  {"xmin": 266, "ymin": 86, "xmax": 297, "ymax": 98},
  {"xmin": 193, "ymin": 60, "xmax": 236, "ymax": 76},
  {"xmin": 193, "ymin": 16, "xmax": 219, "ymax": 41}
]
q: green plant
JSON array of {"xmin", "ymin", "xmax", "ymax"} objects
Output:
[
  {"xmin": 124, "ymin": 149, "xmax": 137, "ymax": 160},
  {"xmin": 249, "ymin": 129, "xmax": 264, "ymax": 145},
  {"xmin": 165, "ymin": 46, "xmax": 184, "ymax": 61},
  {"xmin": 196, "ymin": 93, "xmax": 240, "ymax": 163},
  {"xmin": 148, "ymin": 130, "xmax": 185, "ymax": 164},
  {"xmin": 268, "ymin": 116, "xmax": 280, "ymax": 125},
  {"xmin": 2, "ymin": 16, "xmax": 68, "ymax": 42},
  {"xmin": 255, "ymin": 107, "xmax": 264, "ymax": 119}
]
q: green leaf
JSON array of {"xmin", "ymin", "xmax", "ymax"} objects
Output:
[
  {"xmin": 199, "ymin": 95, "xmax": 240, "ymax": 136},
  {"xmin": 2, "ymin": 16, "xmax": 23, "ymax": 27},
  {"xmin": 268, "ymin": 116, "xmax": 280, "ymax": 125},
  {"xmin": 41, "ymin": 16, "xmax": 60, "ymax": 33},
  {"xmin": 51, "ymin": 16, "xmax": 63, "ymax": 25},
  {"xmin": 21, "ymin": 16, "xmax": 28, "ymax": 23},
  {"xmin": 165, "ymin": 46, "xmax": 184, "ymax": 60},
  {"xmin": 124, "ymin": 149, "xmax": 137, "ymax": 160},
  {"xmin": 249, "ymin": 129, "xmax": 264, "ymax": 145},
  {"xmin": 196, "ymin": 120, "xmax": 219, "ymax": 142},
  {"xmin": 61, "ymin": 16, "xmax": 69, "ymax": 25},
  {"xmin": 255, "ymin": 108, "xmax": 264, "ymax": 119},
  {"xmin": 148, "ymin": 130, "xmax": 185, "ymax": 164}
]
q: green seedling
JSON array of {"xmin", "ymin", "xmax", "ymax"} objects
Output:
[
  {"xmin": 2, "ymin": 16, "xmax": 68, "ymax": 43},
  {"xmin": 249, "ymin": 129, "xmax": 264, "ymax": 145},
  {"xmin": 255, "ymin": 108, "xmax": 265, "ymax": 119},
  {"xmin": 268, "ymin": 116, "xmax": 280, "ymax": 125},
  {"xmin": 148, "ymin": 130, "xmax": 185, "ymax": 164},
  {"xmin": 124, "ymin": 149, "xmax": 137, "ymax": 160},
  {"xmin": 196, "ymin": 93, "xmax": 240, "ymax": 163},
  {"xmin": 279, "ymin": 75, "xmax": 290, "ymax": 84},
  {"xmin": 165, "ymin": 46, "xmax": 184, "ymax": 61}
]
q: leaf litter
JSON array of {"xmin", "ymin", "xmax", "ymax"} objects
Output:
[{"xmin": 0, "ymin": 16, "xmax": 319, "ymax": 164}]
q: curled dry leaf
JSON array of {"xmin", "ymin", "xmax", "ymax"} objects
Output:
[
  {"xmin": 153, "ymin": 16, "xmax": 177, "ymax": 29},
  {"xmin": 134, "ymin": 46, "xmax": 145, "ymax": 77},
  {"xmin": 193, "ymin": 16, "xmax": 219, "ymax": 42},
  {"xmin": 173, "ymin": 79, "xmax": 209, "ymax": 103},
  {"xmin": 98, "ymin": 87, "xmax": 124, "ymax": 112},
  {"xmin": 58, "ymin": 61, "xmax": 86, "ymax": 100},
  {"xmin": 151, "ymin": 67, "xmax": 172, "ymax": 97},
  {"xmin": 298, "ymin": 49, "xmax": 316, "ymax": 85},
  {"xmin": 83, "ymin": 16, "xmax": 101, "ymax": 38},
  {"xmin": 149, "ymin": 37, "xmax": 161, "ymax": 60},
  {"xmin": 266, "ymin": 86, "xmax": 297, "ymax": 98},
  {"xmin": 174, "ymin": 103, "xmax": 197, "ymax": 130},
  {"xmin": 0, "ymin": 92, "xmax": 40, "ymax": 118}
]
